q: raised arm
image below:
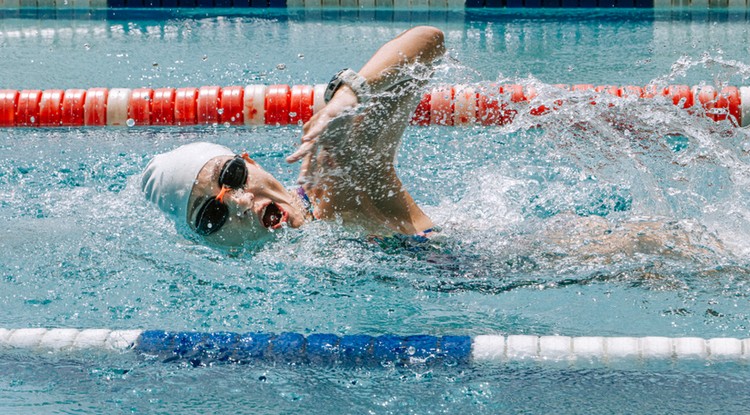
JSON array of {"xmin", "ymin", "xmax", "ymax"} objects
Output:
[
  {"xmin": 286, "ymin": 26, "xmax": 445, "ymax": 164},
  {"xmin": 284, "ymin": 26, "xmax": 444, "ymax": 235}
]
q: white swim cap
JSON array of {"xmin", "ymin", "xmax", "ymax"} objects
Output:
[{"xmin": 141, "ymin": 142, "xmax": 234, "ymax": 228}]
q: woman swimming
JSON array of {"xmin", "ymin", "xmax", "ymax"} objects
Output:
[
  {"xmin": 142, "ymin": 26, "xmax": 446, "ymax": 247},
  {"xmin": 141, "ymin": 25, "xmax": 726, "ymax": 262}
]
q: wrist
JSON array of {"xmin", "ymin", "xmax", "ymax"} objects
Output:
[
  {"xmin": 331, "ymin": 84, "xmax": 358, "ymax": 107},
  {"xmin": 324, "ymin": 68, "xmax": 370, "ymax": 104}
]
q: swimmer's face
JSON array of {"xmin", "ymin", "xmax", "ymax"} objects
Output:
[{"xmin": 186, "ymin": 154, "xmax": 307, "ymax": 247}]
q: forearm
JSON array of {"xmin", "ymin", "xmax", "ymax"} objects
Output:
[
  {"xmin": 286, "ymin": 26, "xmax": 444, "ymax": 165},
  {"xmin": 356, "ymin": 26, "xmax": 445, "ymax": 94}
]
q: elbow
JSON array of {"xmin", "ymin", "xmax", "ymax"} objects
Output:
[{"xmin": 409, "ymin": 26, "xmax": 445, "ymax": 61}]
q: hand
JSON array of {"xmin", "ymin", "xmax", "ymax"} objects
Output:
[
  {"xmin": 285, "ymin": 85, "xmax": 358, "ymax": 165},
  {"xmin": 286, "ymin": 85, "xmax": 359, "ymax": 187}
]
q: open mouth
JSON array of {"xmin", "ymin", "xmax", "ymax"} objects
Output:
[{"xmin": 261, "ymin": 202, "xmax": 288, "ymax": 229}]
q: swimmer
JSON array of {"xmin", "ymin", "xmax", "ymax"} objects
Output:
[
  {"xmin": 142, "ymin": 26, "xmax": 446, "ymax": 246},
  {"xmin": 141, "ymin": 25, "xmax": 727, "ymax": 261}
]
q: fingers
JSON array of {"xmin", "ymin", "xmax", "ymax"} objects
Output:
[
  {"xmin": 297, "ymin": 150, "xmax": 316, "ymax": 186},
  {"xmin": 301, "ymin": 113, "xmax": 330, "ymax": 143},
  {"xmin": 285, "ymin": 140, "xmax": 316, "ymax": 163}
]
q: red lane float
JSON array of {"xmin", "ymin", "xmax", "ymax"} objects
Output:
[
  {"xmin": 265, "ymin": 84, "xmax": 291, "ymax": 126},
  {"xmin": 666, "ymin": 85, "xmax": 693, "ymax": 109},
  {"xmin": 39, "ymin": 89, "xmax": 64, "ymax": 127},
  {"xmin": 220, "ymin": 86, "xmax": 244, "ymax": 125},
  {"xmin": 130, "ymin": 88, "xmax": 153, "ymax": 126},
  {"xmin": 0, "ymin": 90, "xmax": 18, "ymax": 127},
  {"xmin": 174, "ymin": 88, "xmax": 198, "ymax": 126},
  {"xmin": 525, "ymin": 85, "xmax": 551, "ymax": 116},
  {"xmin": 595, "ymin": 85, "xmax": 620, "ymax": 96},
  {"xmin": 0, "ymin": 84, "xmax": 746, "ymax": 128},
  {"xmin": 476, "ymin": 85, "xmax": 501, "ymax": 126},
  {"xmin": 620, "ymin": 86, "xmax": 643, "ymax": 98},
  {"xmin": 476, "ymin": 85, "xmax": 514, "ymax": 126},
  {"xmin": 152, "ymin": 88, "xmax": 175, "ymax": 126},
  {"xmin": 289, "ymin": 85, "xmax": 313, "ymax": 125},
  {"xmin": 16, "ymin": 90, "xmax": 42, "ymax": 127},
  {"xmin": 84, "ymin": 88, "xmax": 108, "ymax": 126},
  {"xmin": 411, "ymin": 93, "xmax": 431, "ymax": 126},
  {"xmin": 61, "ymin": 89, "xmax": 86, "ymax": 126},
  {"xmin": 430, "ymin": 86, "xmax": 454, "ymax": 126},
  {"xmin": 642, "ymin": 84, "xmax": 661, "ymax": 99},
  {"xmin": 572, "ymin": 84, "xmax": 594, "ymax": 93},
  {"xmin": 197, "ymin": 86, "xmax": 221, "ymax": 125}
]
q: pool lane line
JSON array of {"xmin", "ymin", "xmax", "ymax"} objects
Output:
[
  {"xmin": 0, "ymin": 0, "xmax": 665, "ymax": 10},
  {"xmin": 1, "ymin": 328, "xmax": 749, "ymax": 365},
  {"xmin": 0, "ymin": 84, "xmax": 747, "ymax": 129}
]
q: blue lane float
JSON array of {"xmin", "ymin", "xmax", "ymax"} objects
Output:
[{"xmin": 1, "ymin": 328, "xmax": 749, "ymax": 366}]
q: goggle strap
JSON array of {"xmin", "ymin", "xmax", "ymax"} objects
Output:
[
  {"xmin": 241, "ymin": 152, "xmax": 256, "ymax": 165},
  {"xmin": 216, "ymin": 186, "xmax": 230, "ymax": 203}
]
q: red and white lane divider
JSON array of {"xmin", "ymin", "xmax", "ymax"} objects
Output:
[{"xmin": 0, "ymin": 84, "xmax": 747, "ymax": 128}]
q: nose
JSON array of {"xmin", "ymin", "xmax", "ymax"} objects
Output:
[{"xmin": 224, "ymin": 189, "xmax": 256, "ymax": 212}]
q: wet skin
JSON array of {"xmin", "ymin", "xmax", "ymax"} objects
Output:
[{"xmin": 186, "ymin": 155, "xmax": 308, "ymax": 247}]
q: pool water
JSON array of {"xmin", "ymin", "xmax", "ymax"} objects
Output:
[{"xmin": 1, "ymin": 8, "xmax": 750, "ymax": 413}]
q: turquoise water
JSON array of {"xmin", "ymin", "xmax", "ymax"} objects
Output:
[{"xmin": 1, "ymin": 8, "xmax": 750, "ymax": 413}]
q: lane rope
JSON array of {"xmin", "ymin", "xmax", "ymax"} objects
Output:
[
  {"xmin": 1, "ymin": 328, "xmax": 748, "ymax": 365},
  {"xmin": 0, "ymin": 84, "xmax": 746, "ymax": 128}
]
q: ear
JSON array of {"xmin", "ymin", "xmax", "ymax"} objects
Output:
[{"xmin": 241, "ymin": 152, "xmax": 257, "ymax": 165}]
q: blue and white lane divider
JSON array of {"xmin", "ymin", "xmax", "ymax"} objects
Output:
[{"xmin": 1, "ymin": 329, "xmax": 750, "ymax": 365}]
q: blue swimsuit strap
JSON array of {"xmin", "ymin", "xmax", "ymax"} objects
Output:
[{"xmin": 296, "ymin": 187, "xmax": 315, "ymax": 217}]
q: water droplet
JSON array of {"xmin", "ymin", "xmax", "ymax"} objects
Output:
[
  {"xmin": 217, "ymin": 108, "xmax": 224, "ymax": 115},
  {"xmin": 126, "ymin": 118, "xmax": 135, "ymax": 127},
  {"xmin": 202, "ymin": 55, "xmax": 208, "ymax": 61},
  {"xmin": 276, "ymin": 63, "xmax": 286, "ymax": 70},
  {"xmin": 224, "ymin": 122, "xmax": 230, "ymax": 128},
  {"xmin": 29, "ymin": 116, "xmax": 35, "ymax": 123},
  {"xmin": 83, "ymin": 43, "xmax": 91, "ymax": 50},
  {"xmin": 297, "ymin": 53, "xmax": 304, "ymax": 60},
  {"xmin": 152, "ymin": 62, "xmax": 158, "ymax": 67},
  {"xmin": 289, "ymin": 111, "xmax": 297, "ymax": 118}
]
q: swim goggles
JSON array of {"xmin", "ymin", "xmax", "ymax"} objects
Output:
[{"xmin": 193, "ymin": 154, "xmax": 251, "ymax": 236}]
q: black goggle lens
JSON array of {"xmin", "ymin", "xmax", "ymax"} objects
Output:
[
  {"xmin": 195, "ymin": 198, "xmax": 229, "ymax": 236},
  {"xmin": 218, "ymin": 156, "xmax": 248, "ymax": 189},
  {"xmin": 194, "ymin": 156, "xmax": 248, "ymax": 236}
]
